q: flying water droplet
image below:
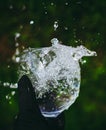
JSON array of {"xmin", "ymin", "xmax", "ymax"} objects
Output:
[
  {"xmin": 80, "ymin": 59, "xmax": 87, "ymax": 64},
  {"xmin": 15, "ymin": 42, "xmax": 19, "ymax": 47},
  {"xmin": 45, "ymin": 11, "xmax": 47, "ymax": 14},
  {"xmin": 15, "ymin": 33, "xmax": 21, "ymax": 41},
  {"xmin": 22, "ymin": 5, "xmax": 26, "ymax": 10},
  {"xmin": 64, "ymin": 27, "xmax": 68, "ymax": 30},
  {"xmin": 51, "ymin": 3, "xmax": 54, "ymax": 6},
  {"xmin": 9, "ymin": 5, "xmax": 13, "ymax": 9},
  {"xmin": 30, "ymin": 20, "xmax": 34, "ymax": 25},
  {"xmin": 12, "ymin": 48, "xmax": 20, "ymax": 63},
  {"xmin": 54, "ymin": 21, "xmax": 58, "ymax": 31},
  {"xmin": 7, "ymin": 65, "xmax": 10, "ymax": 68},
  {"xmin": 11, "ymin": 91, "xmax": 16, "ymax": 96},
  {"xmin": 65, "ymin": 2, "xmax": 68, "ymax": 5},
  {"xmin": 2, "ymin": 81, "xmax": 17, "ymax": 88}
]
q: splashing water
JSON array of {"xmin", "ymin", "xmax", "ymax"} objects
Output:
[{"xmin": 19, "ymin": 38, "xmax": 97, "ymax": 117}]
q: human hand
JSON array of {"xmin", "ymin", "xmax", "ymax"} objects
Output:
[{"xmin": 14, "ymin": 75, "xmax": 65, "ymax": 130}]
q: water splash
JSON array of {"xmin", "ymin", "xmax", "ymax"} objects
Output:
[{"xmin": 19, "ymin": 38, "xmax": 97, "ymax": 117}]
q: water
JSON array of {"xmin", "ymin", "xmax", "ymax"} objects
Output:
[
  {"xmin": 54, "ymin": 21, "xmax": 58, "ymax": 31},
  {"xmin": 19, "ymin": 38, "xmax": 97, "ymax": 117}
]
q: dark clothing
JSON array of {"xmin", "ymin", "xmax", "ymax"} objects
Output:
[{"xmin": 14, "ymin": 75, "xmax": 65, "ymax": 130}]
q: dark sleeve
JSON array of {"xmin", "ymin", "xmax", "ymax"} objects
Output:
[{"xmin": 13, "ymin": 75, "xmax": 65, "ymax": 130}]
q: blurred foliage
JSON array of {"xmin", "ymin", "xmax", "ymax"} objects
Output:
[{"xmin": 0, "ymin": 0, "xmax": 106, "ymax": 130}]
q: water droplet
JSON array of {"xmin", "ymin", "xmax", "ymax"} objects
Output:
[
  {"xmin": 45, "ymin": 11, "xmax": 47, "ymax": 14},
  {"xmin": 20, "ymin": 25, "xmax": 23, "ymax": 29},
  {"xmin": 10, "ymin": 83, "xmax": 18, "ymax": 88},
  {"xmin": 82, "ymin": 26, "xmax": 85, "ymax": 29},
  {"xmin": 12, "ymin": 47, "xmax": 21, "ymax": 63},
  {"xmin": 15, "ymin": 33, "xmax": 20, "ymax": 38},
  {"xmin": 64, "ymin": 27, "xmax": 68, "ymax": 30},
  {"xmin": 44, "ymin": 6, "xmax": 47, "ymax": 9},
  {"xmin": 22, "ymin": 5, "xmax": 26, "ymax": 10},
  {"xmin": 80, "ymin": 59, "xmax": 87, "ymax": 64},
  {"xmin": 30, "ymin": 20, "xmax": 34, "ymax": 25},
  {"xmin": 6, "ymin": 95, "xmax": 9, "ymax": 99},
  {"xmin": 7, "ymin": 65, "xmax": 10, "ymax": 68},
  {"xmin": 65, "ymin": 2, "xmax": 68, "ymax": 5},
  {"xmin": 15, "ymin": 42, "xmax": 19, "ymax": 47},
  {"xmin": 11, "ymin": 91, "xmax": 15, "ymax": 96},
  {"xmin": 22, "ymin": 46, "xmax": 25, "ymax": 49},
  {"xmin": 51, "ymin": 3, "xmax": 54, "ymax": 6},
  {"xmin": 15, "ymin": 48, "xmax": 20, "ymax": 55},
  {"xmin": 15, "ymin": 57, "xmax": 20, "ymax": 62},
  {"xmin": 6, "ymin": 94, "xmax": 11, "ymax": 100},
  {"xmin": 54, "ymin": 21, "xmax": 58, "ymax": 31},
  {"xmin": 76, "ymin": 1, "xmax": 81, "ymax": 4},
  {"xmin": 75, "ymin": 40, "xmax": 78, "ymax": 43},
  {"xmin": 3, "ymin": 82, "xmax": 10, "ymax": 87},
  {"xmin": 15, "ymin": 33, "xmax": 21, "ymax": 41},
  {"xmin": 9, "ymin": 5, "xmax": 13, "ymax": 9},
  {"xmin": 97, "ymin": 32, "xmax": 100, "ymax": 35},
  {"xmin": 9, "ymin": 101, "xmax": 12, "ymax": 104}
]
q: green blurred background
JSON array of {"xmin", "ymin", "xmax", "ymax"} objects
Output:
[{"xmin": 0, "ymin": 0, "xmax": 105, "ymax": 130}]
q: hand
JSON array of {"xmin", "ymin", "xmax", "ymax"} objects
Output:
[{"xmin": 14, "ymin": 75, "xmax": 65, "ymax": 130}]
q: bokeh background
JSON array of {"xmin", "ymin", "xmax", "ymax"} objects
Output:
[{"xmin": 0, "ymin": 0, "xmax": 106, "ymax": 130}]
